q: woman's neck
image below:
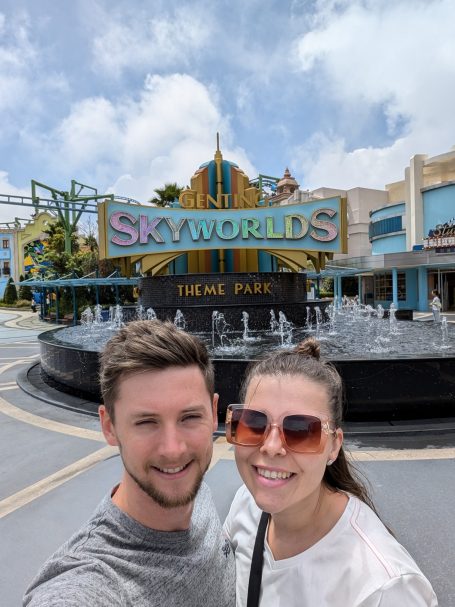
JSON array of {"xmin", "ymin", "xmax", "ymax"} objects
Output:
[{"xmin": 267, "ymin": 488, "xmax": 348, "ymax": 560}]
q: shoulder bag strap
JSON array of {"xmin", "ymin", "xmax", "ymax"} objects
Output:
[{"xmin": 247, "ymin": 511, "xmax": 270, "ymax": 607}]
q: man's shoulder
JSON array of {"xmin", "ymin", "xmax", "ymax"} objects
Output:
[
  {"xmin": 23, "ymin": 495, "xmax": 125, "ymax": 606},
  {"xmin": 23, "ymin": 553, "xmax": 123, "ymax": 606}
]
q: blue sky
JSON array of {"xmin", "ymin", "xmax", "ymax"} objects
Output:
[{"xmin": 0, "ymin": 0, "xmax": 454, "ymax": 222}]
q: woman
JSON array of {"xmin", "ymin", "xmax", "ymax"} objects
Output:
[
  {"xmin": 430, "ymin": 290, "xmax": 442, "ymax": 322},
  {"xmin": 223, "ymin": 338, "xmax": 437, "ymax": 606}
]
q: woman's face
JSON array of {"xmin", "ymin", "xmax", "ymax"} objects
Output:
[{"xmin": 234, "ymin": 373, "xmax": 343, "ymax": 521}]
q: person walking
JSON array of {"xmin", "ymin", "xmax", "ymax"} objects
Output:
[{"xmin": 430, "ymin": 289, "xmax": 442, "ymax": 322}]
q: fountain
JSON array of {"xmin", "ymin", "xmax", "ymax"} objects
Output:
[{"xmin": 37, "ymin": 298, "xmax": 455, "ymax": 422}]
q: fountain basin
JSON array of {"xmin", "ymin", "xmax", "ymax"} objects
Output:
[{"xmin": 38, "ymin": 323, "xmax": 455, "ymax": 422}]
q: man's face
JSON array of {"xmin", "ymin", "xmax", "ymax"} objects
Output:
[{"xmin": 100, "ymin": 365, "xmax": 217, "ymax": 509}]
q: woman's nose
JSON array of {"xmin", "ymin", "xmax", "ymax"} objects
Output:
[{"xmin": 260, "ymin": 424, "xmax": 286, "ymax": 457}]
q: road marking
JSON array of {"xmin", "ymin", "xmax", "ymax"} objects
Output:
[
  {"xmin": 0, "ymin": 396, "xmax": 105, "ymax": 442},
  {"xmin": 0, "ymin": 343, "xmax": 39, "ymax": 347},
  {"xmin": 211, "ymin": 437, "xmax": 455, "ymax": 462},
  {"xmin": 350, "ymin": 448, "xmax": 455, "ymax": 461},
  {"xmin": 0, "ymin": 445, "xmax": 118, "ymax": 519},
  {"xmin": 0, "ymin": 385, "xmax": 18, "ymax": 391},
  {"xmin": 210, "ymin": 437, "xmax": 235, "ymax": 469},
  {"xmin": 0, "ymin": 357, "xmax": 39, "ymax": 376}
]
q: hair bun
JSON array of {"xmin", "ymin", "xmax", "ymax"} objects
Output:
[{"xmin": 294, "ymin": 337, "xmax": 320, "ymax": 360}]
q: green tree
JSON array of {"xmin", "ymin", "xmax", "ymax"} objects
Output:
[
  {"xmin": 18, "ymin": 275, "xmax": 33, "ymax": 301},
  {"xmin": 149, "ymin": 182, "xmax": 183, "ymax": 207},
  {"xmin": 3, "ymin": 277, "xmax": 18, "ymax": 304},
  {"xmin": 43, "ymin": 220, "xmax": 79, "ymax": 256}
]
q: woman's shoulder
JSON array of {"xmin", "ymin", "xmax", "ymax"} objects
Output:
[{"xmin": 346, "ymin": 497, "xmax": 428, "ymax": 578}]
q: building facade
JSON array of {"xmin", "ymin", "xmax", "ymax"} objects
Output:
[
  {"xmin": 0, "ymin": 212, "xmax": 55, "ymax": 299},
  {"xmin": 277, "ymin": 147, "xmax": 455, "ymax": 311}
]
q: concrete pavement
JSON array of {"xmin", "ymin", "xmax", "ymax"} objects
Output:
[{"xmin": 0, "ymin": 310, "xmax": 454, "ymax": 606}]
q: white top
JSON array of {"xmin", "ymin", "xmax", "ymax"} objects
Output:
[
  {"xmin": 431, "ymin": 296, "xmax": 442, "ymax": 311},
  {"xmin": 224, "ymin": 485, "xmax": 438, "ymax": 607}
]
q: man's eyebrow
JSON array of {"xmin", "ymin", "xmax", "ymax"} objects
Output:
[{"xmin": 130, "ymin": 405, "xmax": 208, "ymax": 419}]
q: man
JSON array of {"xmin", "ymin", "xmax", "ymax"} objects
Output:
[{"xmin": 24, "ymin": 320, "xmax": 235, "ymax": 606}]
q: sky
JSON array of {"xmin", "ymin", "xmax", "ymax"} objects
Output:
[{"xmin": 0, "ymin": 0, "xmax": 454, "ymax": 223}]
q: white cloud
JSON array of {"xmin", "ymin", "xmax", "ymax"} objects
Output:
[
  {"xmin": 293, "ymin": 0, "xmax": 455, "ymax": 189},
  {"xmin": 0, "ymin": 11, "xmax": 37, "ymax": 113},
  {"xmin": 92, "ymin": 5, "xmax": 211, "ymax": 78},
  {"xmin": 43, "ymin": 73, "xmax": 256, "ymax": 201},
  {"xmin": 0, "ymin": 171, "xmax": 32, "ymax": 223}
]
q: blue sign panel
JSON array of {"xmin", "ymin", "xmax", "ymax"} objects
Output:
[{"xmin": 104, "ymin": 197, "xmax": 346, "ymax": 258}]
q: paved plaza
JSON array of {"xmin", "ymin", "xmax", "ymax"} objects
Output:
[{"xmin": 0, "ymin": 310, "xmax": 454, "ymax": 605}]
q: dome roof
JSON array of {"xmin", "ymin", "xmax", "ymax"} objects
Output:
[{"xmin": 276, "ymin": 168, "xmax": 299, "ymax": 194}]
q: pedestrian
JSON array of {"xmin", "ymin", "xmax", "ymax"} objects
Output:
[
  {"xmin": 30, "ymin": 298, "xmax": 36, "ymax": 313},
  {"xmin": 430, "ymin": 289, "xmax": 442, "ymax": 322},
  {"xmin": 24, "ymin": 320, "xmax": 235, "ymax": 607},
  {"xmin": 224, "ymin": 337, "xmax": 438, "ymax": 606}
]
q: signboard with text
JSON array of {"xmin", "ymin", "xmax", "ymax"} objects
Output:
[{"xmin": 99, "ymin": 196, "xmax": 347, "ymax": 259}]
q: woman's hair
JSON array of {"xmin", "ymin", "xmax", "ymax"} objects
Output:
[{"xmin": 240, "ymin": 337, "xmax": 377, "ymax": 513}]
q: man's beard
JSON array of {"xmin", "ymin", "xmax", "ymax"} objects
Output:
[
  {"xmin": 128, "ymin": 465, "xmax": 206, "ymax": 509},
  {"xmin": 119, "ymin": 446, "xmax": 210, "ymax": 508}
]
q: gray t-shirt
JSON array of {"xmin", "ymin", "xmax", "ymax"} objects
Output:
[{"xmin": 23, "ymin": 482, "xmax": 235, "ymax": 606}]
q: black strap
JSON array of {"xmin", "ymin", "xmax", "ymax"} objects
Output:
[{"xmin": 247, "ymin": 511, "xmax": 270, "ymax": 607}]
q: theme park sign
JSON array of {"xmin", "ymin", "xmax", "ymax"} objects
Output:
[
  {"xmin": 99, "ymin": 197, "xmax": 346, "ymax": 259},
  {"xmin": 423, "ymin": 219, "xmax": 455, "ymax": 250}
]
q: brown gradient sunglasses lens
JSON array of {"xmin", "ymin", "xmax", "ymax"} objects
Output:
[
  {"xmin": 231, "ymin": 409, "xmax": 268, "ymax": 445},
  {"xmin": 282, "ymin": 415, "xmax": 323, "ymax": 452},
  {"xmin": 228, "ymin": 407, "xmax": 325, "ymax": 453}
]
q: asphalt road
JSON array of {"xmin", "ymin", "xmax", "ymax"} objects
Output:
[{"xmin": 0, "ymin": 310, "xmax": 454, "ymax": 606}]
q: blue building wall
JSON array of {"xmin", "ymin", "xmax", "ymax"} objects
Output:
[
  {"xmin": 371, "ymin": 233, "xmax": 406, "ymax": 255},
  {"xmin": 370, "ymin": 203, "xmax": 406, "ymax": 255},
  {"xmin": 423, "ymin": 184, "xmax": 455, "ymax": 234},
  {"xmin": 370, "ymin": 202, "xmax": 405, "ymax": 221},
  {"xmin": 0, "ymin": 233, "xmax": 14, "ymax": 299},
  {"xmin": 373, "ymin": 268, "xmax": 418, "ymax": 309}
]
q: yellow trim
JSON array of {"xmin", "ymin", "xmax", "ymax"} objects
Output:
[
  {"xmin": 340, "ymin": 197, "xmax": 348, "ymax": 254},
  {"xmin": 98, "ymin": 202, "xmax": 107, "ymax": 260}
]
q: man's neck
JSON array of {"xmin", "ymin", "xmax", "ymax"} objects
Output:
[{"xmin": 111, "ymin": 474, "xmax": 195, "ymax": 531}]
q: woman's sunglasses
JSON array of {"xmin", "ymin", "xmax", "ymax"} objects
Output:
[{"xmin": 225, "ymin": 404, "xmax": 337, "ymax": 454}]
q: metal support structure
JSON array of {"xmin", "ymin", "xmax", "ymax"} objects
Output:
[{"xmin": 31, "ymin": 180, "xmax": 115, "ymax": 254}]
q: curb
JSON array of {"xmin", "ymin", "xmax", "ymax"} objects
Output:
[
  {"xmin": 17, "ymin": 363, "xmax": 455, "ymax": 438},
  {"xmin": 17, "ymin": 363, "xmax": 99, "ymax": 418}
]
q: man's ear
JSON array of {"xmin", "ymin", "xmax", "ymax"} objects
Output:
[
  {"xmin": 212, "ymin": 393, "xmax": 219, "ymax": 432},
  {"xmin": 99, "ymin": 405, "xmax": 119, "ymax": 447}
]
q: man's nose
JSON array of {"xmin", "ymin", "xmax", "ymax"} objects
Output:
[{"xmin": 156, "ymin": 425, "xmax": 187, "ymax": 460}]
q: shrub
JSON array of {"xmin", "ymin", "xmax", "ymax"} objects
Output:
[{"xmin": 3, "ymin": 278, "xmax": 18, "ymax": 304}]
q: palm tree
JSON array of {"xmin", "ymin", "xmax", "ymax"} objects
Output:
[{"xmin": 149, "ymin": 182, "xmax": 183, "ymax": 207}]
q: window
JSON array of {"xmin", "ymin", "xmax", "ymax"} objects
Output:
[
  {"xmin": 374, "ymin": 272, "xmax": 406, "ymax": 301},
  {"xmin": 2, "ymin": 261, "xmax": 10, "ymax": 275},
  {"xmin": 2, "ymin": 240, "xmax": 9, "ymax": 249},
  {"xmin": 369, "ymin": 216, "xmax": 403, "ymax": 240}
]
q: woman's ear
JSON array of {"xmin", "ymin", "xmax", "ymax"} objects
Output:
[{"xmin": 328, "ymin": 427, "xmax": 343, "ymax": 464}]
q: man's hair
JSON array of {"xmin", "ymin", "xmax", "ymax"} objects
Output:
[{"xmin": 99, "ymin": 320, "xmax": 214, "ymax": 421}]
